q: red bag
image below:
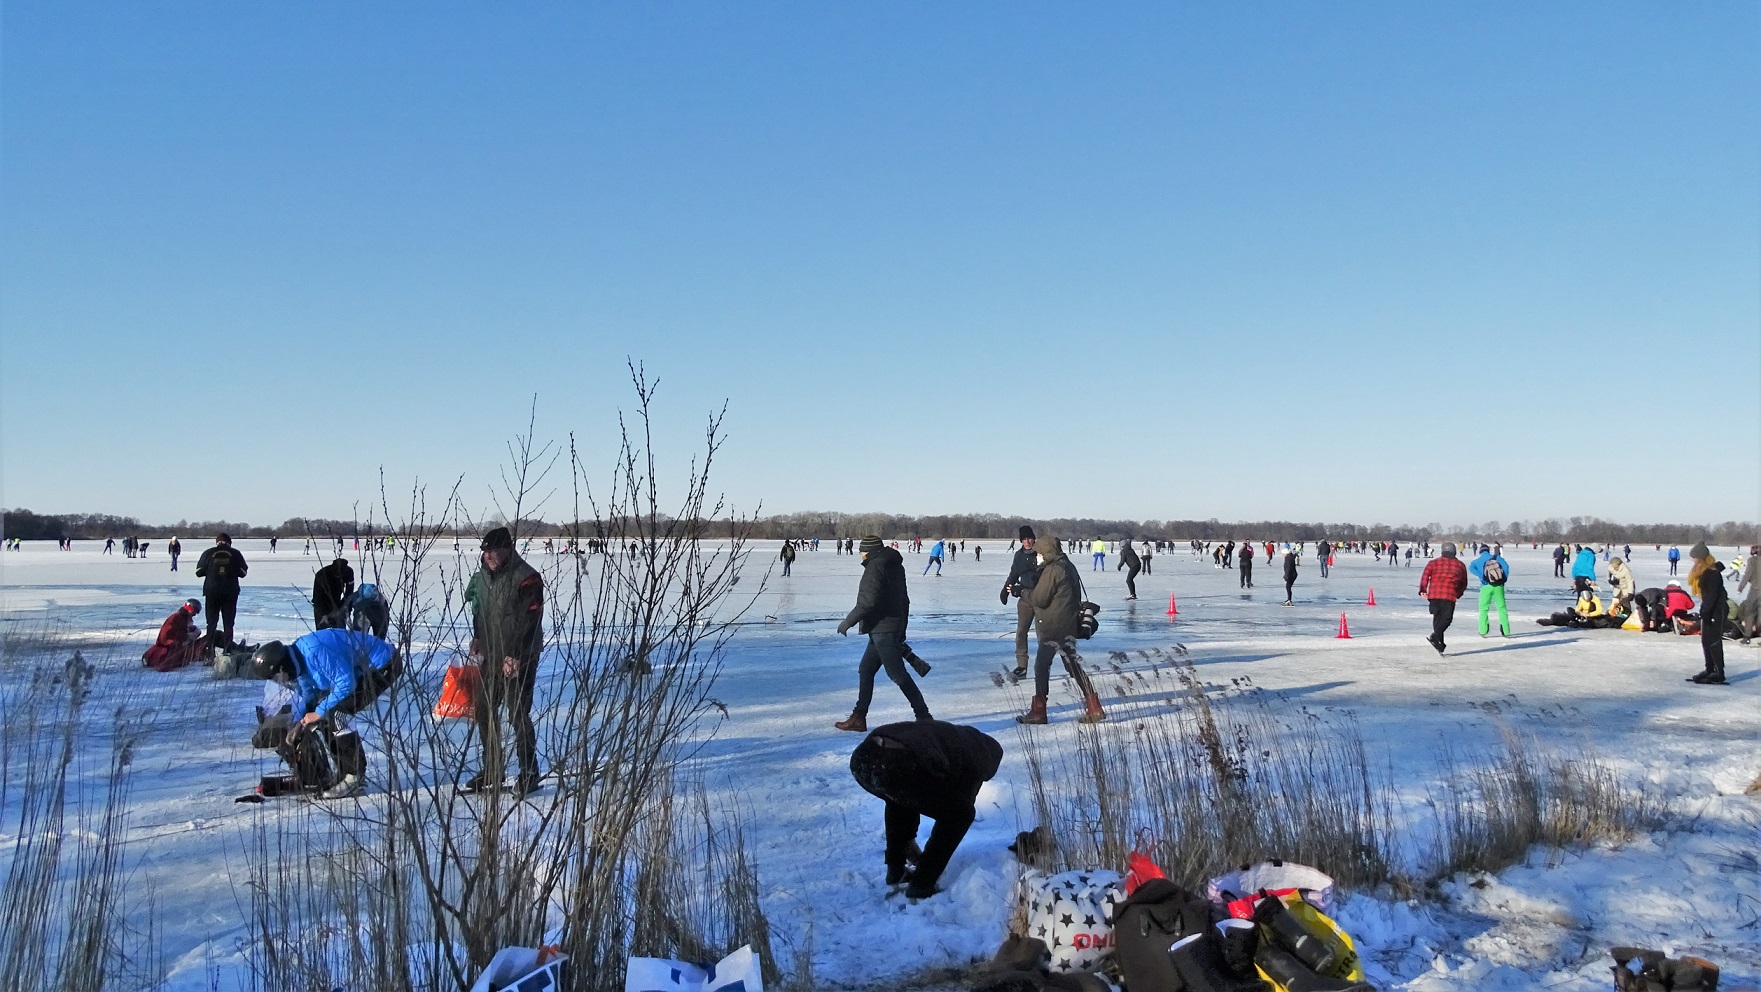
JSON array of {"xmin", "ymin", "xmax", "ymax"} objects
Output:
[
  {"xmin": 1123, "ymin": 830, "xmax": 1167, "ymax": 895},
  {"xmin": 433, "ymin": 663, "xmax": 481, "ymax": 719}
]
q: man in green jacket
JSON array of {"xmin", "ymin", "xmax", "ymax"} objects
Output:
[
  {"xmin": 1018, "ymin": 534, "xmax": 1104, "ymax": 725},
  {"xmin": 463, "ymin": 527, "xmax": 545, "ymax": 793}
]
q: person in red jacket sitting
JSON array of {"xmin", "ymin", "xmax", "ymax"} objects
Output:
[
  {"xmin": 142, "ymin": 599, "xmax": 207, "ymax": 672},
  {"xmin": 1418, "ymin": 543, "xmax": 1469, "ymax": 654},
  {"xmin": 1663, "ymin": 580, "xmax": 1696, "ymax": 621}
]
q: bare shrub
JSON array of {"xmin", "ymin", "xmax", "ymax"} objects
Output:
[{"xmin": 234, "ymin": 365, "xmax": 774, "ymax": 990}]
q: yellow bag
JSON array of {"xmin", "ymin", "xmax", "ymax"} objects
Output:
[{"xmin": 1254, "ymin": 890, "xmax": 1368, "ymax": 990}]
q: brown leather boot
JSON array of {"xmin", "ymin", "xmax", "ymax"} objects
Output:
[
  {"xmin": 834, "ymin": 712, "xmax": 867, "ymax": 732},
  {"xmin": 1016, "ymin": 695, "xmax": 1048, "ymax": 725},
  {"xmin": 1077, "ymin": 692, "xmax": 1106, "ymax": 724}
]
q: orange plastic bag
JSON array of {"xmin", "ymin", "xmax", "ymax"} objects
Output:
[{"xmin": 433, "ymin": 663, "xmax": 481, "ymax": 719}]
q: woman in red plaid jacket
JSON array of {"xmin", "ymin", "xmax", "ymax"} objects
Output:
[{"xmin": 1418, "ymin": 543, "xmax": 1469, "ymax": 653}]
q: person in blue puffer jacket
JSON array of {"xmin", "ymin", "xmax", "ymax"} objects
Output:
[
  {"xmin": 250, "ymin": 629, "xmax": 402, "ymax": 799},
  {"xmin": 1570, "ymin": 545, "xmax": 1599, "ymax": 593}
]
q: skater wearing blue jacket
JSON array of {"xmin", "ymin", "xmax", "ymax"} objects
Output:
[
  {"xmin": 1469, "ymin": 545, "xmax": 1511, "ymax": 637},
  {"xmin": 1570, "ymin": 546, "xmax": 1598, "ymax": 592},
  {"xmin": 1668, "ymin": 545, "xmax": 1681, "ymax": 576},
  {"xmin": 924, "ymin": 541, "xmax": 945, "ymax": 576},
  {"xmin": 250, "ymin": 629, "xmax": 402, "ymax": 799}
]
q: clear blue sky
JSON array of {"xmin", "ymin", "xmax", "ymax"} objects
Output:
[{"xmin": 3, "ymin": 3, "xmax": 1757, "ymax": 528}]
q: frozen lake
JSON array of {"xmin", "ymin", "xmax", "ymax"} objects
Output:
[{"xmin": 1, "ymin": 536, "xmax": 1756, "ymax": 990}]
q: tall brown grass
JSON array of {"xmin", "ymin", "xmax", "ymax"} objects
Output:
[{"xmin": 1016, "ymin": 653, "xmax": 1658, "ymax": 894}]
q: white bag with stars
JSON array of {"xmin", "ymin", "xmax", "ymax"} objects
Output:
[{"xmin": 1016, "ymin": 868, "xmax": 1126, "ymax": 974}]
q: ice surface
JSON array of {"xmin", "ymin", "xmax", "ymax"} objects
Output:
[{"xmin": 2, "ymin": 538, "xmax": 1756, "ymax": 989}]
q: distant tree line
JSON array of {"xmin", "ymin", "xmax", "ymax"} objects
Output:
[
  {"xmin": 6, "ymin": 507, "xmax": 1754, "ymax": 547},
  {"xmin": 730, "ymin": 512, "xmax": 1759, "ymax": 547},
  {"xmin": 2, "ymin": 510, "xmax": 389, "ymax": 542}
]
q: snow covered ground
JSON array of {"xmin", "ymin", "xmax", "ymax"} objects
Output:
[{"xmin": 2, "ymin": 537, "xmax": 1757, "ymax": 990}]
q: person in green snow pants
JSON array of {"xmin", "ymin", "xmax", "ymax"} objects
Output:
[
  {"xmin": 1469, "ymin": 545, "xmax": 1511, "ymax": 637},
  {"xmin": 1477, "ymin": 583, "xmax": 1509, "ymax": 637}
]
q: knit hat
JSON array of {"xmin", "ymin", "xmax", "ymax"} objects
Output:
[
  {"xmin": 1442, "ymin": 542, "xmax": 1457, "ymax": 557},
  {"xmin": 481, "ymin": 526, "xmax": 514, "ymax": 550},
  {"xmin": 1018, "ymin": 526, "xmax": 1036, "ymax": 541},
  {"xmin": 858, "ymin": 535, "xmax": 883, "ymax": 555},
  {"xmin": 1689, "ymin": 541, "xmax": 1710, "ymax": 560}
]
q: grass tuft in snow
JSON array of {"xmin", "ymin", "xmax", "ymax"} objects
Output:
[
  {"xmin": 1016, "ymin": 655, "xmax": 1397, "ymax": 891},
  {"xmin": 1017, "ymin": 654, "xmax": 1660, "ymax": 897},
  {"xmin": 1428, "ymin": 724, "xmax": 1663, "ymax": 880}
]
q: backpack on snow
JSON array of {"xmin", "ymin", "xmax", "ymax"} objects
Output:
[{"xmin": 1482, "ymin": 558, "xmax": 1506, "ymax": 586}]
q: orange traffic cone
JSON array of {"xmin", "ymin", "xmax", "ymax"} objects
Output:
[
  {"xmin": 1366, "ymin": 588, "xmax": 1377, "ymax": 606},
  {"xmin": 1335, "ymin": 612, "xmax": 1352, "ymax": 639},
  {"xmin": 1166, "ymin": 594, "xmax": 1179, "ymax": 616}
]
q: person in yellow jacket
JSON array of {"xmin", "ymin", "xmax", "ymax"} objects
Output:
[{"xmin": 1090, "ymin": 539, "xmax": 1107, "ymax": 571}]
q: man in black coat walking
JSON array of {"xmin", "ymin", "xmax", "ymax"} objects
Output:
[
  {"xmin": 835, "ymin": 535, "xmax": 931, "ymax": 731},
  {"xmin": 195, "ymin": 534, "xmax": 248, "ymax": 649},
  {"xmin": 849, "ymin": 719, "xmax": 1002, "ymax": 900}
]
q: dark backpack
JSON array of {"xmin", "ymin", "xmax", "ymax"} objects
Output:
[
  {"xmin": 1483, "ymin": 558, "xmax": 1506, "ymax": 586},
  {"xmin": 1111, "ymin": 879, "xmax": 1216, "ymax": 992}
]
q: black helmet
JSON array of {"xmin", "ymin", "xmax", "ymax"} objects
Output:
[{"xmin": 250, "ymin": 640, "xmax": 293, "ymax": 681}]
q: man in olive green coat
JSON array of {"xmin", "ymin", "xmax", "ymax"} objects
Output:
[
  {"xmin": 1018, "ymin": 534, "xmax": 1104, "ymax": 725},
  {"xmin": 463, "ymin": 527, "xmax": 545, "ymax": 793}
]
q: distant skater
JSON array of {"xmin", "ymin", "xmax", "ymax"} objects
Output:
[
  {"xmin": 1281, "ymin": 547, "xmax": 1298, "ymax": 605},
  {"xmin": 1239, "ymin": 542, "xmax": 1254, "ymax": 589},
  {"xmin": 923, "ymin": 540, "xmax": 944, "ymax": 577},
  {"xmin": 1090, "ymin": 539, "xmax": 1106, "ymax": 571},
  {"xmin": 1117, "ymin": 539, "xmax": 1141, "ymax": 600},
  {"xmin": 168, "ymin": 535, "xmax": 182, "ymax": 572}
]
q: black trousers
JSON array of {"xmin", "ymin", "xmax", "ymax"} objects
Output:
[
  {"xmin": 1141, "ymin": 557, "xmax": 1151, "ymax": 575},
  {"xmin": 885, "ymin": 800, "xmax": 974, "ymax": 888},
  {"xmin": 1284, "ymin": 578, "xmax": 1295, "ymax": 601},
  {"xmin": 1239, "ymin": 562, "xmax": 1252, "ymax": 588},
  {"xmin": 1429, "ymin": 599, "xmax": 1456, "ymax": 645},
  {"xmin": 476, "ymin": 661, "xmax": 538, "ymax": 782},
  {"xmin": 1701, "ymin": 619, "xmax": 1725, "ymax": 677},
  {"xmin": 1124, "ymin": 562, "xmax": 1140, "ymax": 597},
  {"xmin": 206, "ymin": 593, "xmax": 238, "ymax": 648},
  {"xmin": 855, "ymin": 627, "xmax": 930, "ymax": 719}
]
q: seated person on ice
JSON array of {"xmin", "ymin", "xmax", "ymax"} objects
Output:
[
  {"xmin": 1536, "ymin": 584, "xmax": 1627, "ymax": 629},
  {"xmin": 142, "ymin": 599, "xmax": 207, "ymax": 672},
  {"xmin": 250, "ymin": 628, "xmax": 403, "ymax": 800}
]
